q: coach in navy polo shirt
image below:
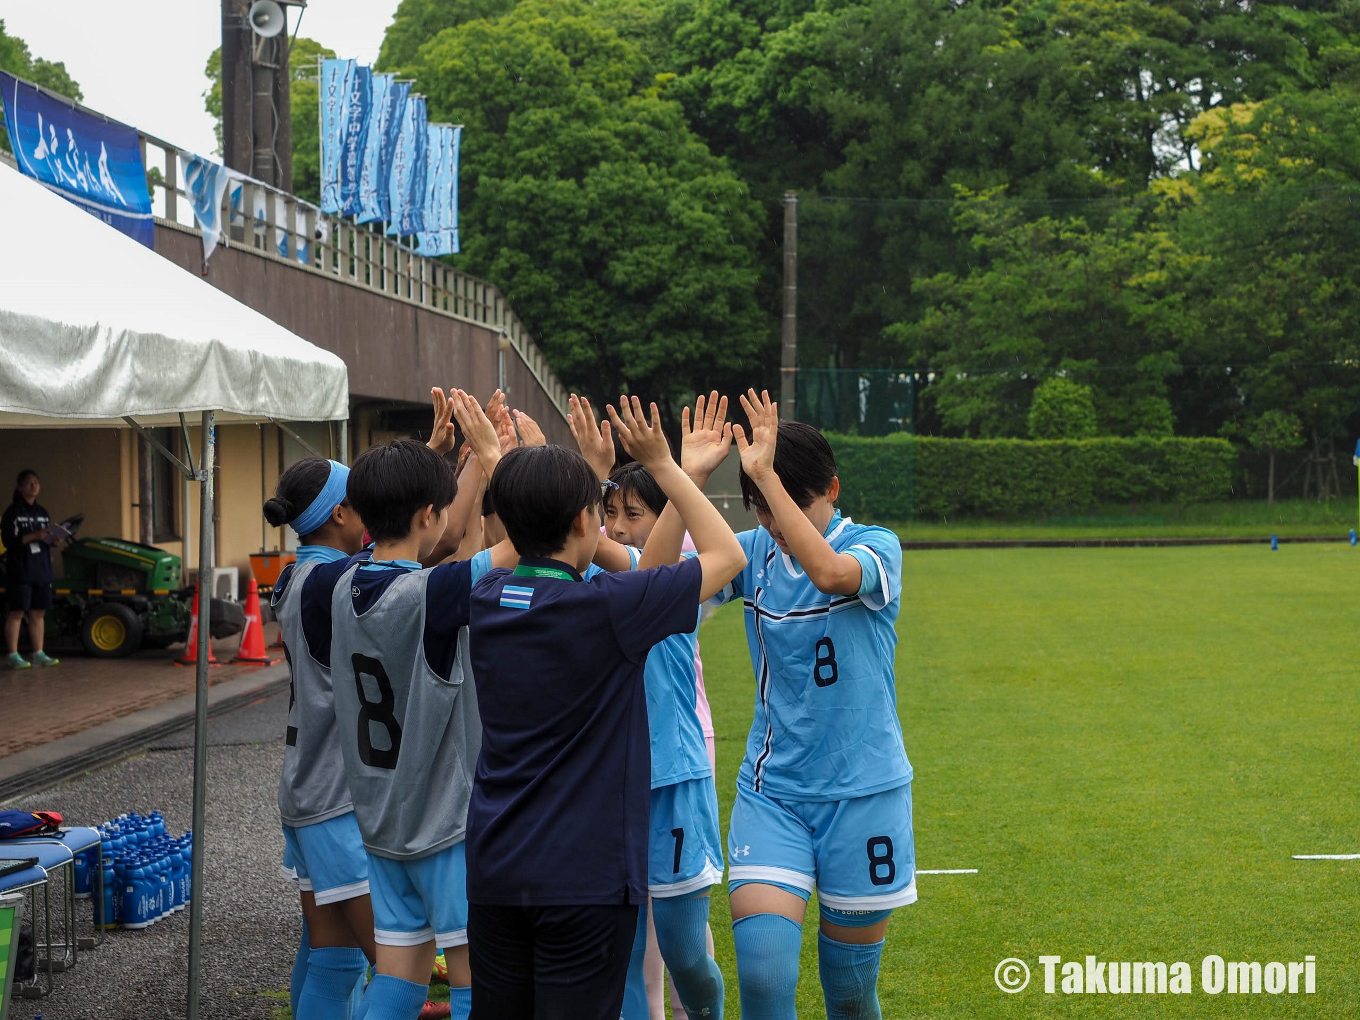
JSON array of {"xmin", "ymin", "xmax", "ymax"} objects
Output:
[{"xmin": 466, "ymin": 398, "xmax": 745, "ymax": 1020}]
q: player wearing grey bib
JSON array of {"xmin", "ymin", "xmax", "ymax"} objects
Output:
[
  {"xmin": 264, "ymin": 457, "xmax": 374, "ymax": 1020},
  {"xmin": 330, "ymin": 559, "xmax": 480, "ymax": 862},
  {"xmin": 277, "ymin": 558, "xmax": 355, "ymax": 830}
]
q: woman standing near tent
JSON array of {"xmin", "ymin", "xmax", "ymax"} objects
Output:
[{"xmin": 3, "ymin": 469, "xmax": 60, "ymax": 670}]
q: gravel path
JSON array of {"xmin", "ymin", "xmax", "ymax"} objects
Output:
[{"xmin": 8, "ymin": 691, "xmax": 298, "ymax": 1020}]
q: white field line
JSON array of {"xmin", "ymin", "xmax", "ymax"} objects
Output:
[{"xmin": 1293, "ymin": 854, "xmax": 1360, "ymax": 860}]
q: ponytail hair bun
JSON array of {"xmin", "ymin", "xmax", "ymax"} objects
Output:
[{"xmin": 262, "ymin": 495, "xmax": 295, "ymax": 527}]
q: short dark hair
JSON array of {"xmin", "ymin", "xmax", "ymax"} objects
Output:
[
  {"xmin": 263, "ymin": 457, "xmax": 332, "ymax": 530},
  {"xmin": 347, "ymin": 440, "xmax": 456, "ymax": 544},
  {"xmin": 607, "ymin": 461, "xmax": 667, "ymax": 518},
  {"xmin": 490, "ymin": 445, "xmax": 601, "ymax": 558},
  {"xmin": 739, "ymin": 420, "xmax": 836, "ymax": 512},
  {"xmin": 481, "ymin": 486, "xmax": 496, "ymax": 519}
]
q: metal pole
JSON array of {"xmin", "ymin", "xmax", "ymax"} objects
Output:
[
  {"xmin": 339, "ymin": 417, "xmax": 350, "ymax": 466},
  {"xmin": 781, "ymin": 191, "xmax": 798, "ymax": 420},
  {"xmin": 260, "ymin": 426, "xmax": 267, "ymax": 553},
  {"xmin": 186, "ymin": 410, "xmax": 215, "ymax": 1020}
]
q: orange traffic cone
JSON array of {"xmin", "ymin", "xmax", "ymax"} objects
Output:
[
  {"xmin": 174, "ymin": 585, "xmax": 219, "ymax": 666},
  {"xmin": 232, "ymin": 579, "xmax": 275, "ymax": 664}
]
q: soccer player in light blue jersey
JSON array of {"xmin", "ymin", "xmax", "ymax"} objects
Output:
[{"xmin": 717, "ymin": 389, "xmax": 915, "ymax": 1020}]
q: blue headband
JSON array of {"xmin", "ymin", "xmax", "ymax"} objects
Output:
[{"xmin": 290, "ymin": 460, "xmax": 350, "ymax": 537}]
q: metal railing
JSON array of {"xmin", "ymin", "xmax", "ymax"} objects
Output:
[{"xmin": 2, "ymin": 132, "xmax": 570, "ymax": 419}]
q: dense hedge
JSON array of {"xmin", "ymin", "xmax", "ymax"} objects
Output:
[{"xmin": 826, "ymin": 435, "xmax": 1237, "ymax": 520}]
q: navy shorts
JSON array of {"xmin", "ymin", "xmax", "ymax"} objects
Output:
[{"xmin": 7, "ymin": 582, "xmax": 53, "ymax": 612}]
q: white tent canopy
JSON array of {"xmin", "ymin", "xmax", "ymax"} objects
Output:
[
  {"xmin": 0, "ymin": 159, "xmax": 348, "ymax": 1020},
  {"xmin": 0, "ymin": 160, "xmax": 348, "ymax": 427}
]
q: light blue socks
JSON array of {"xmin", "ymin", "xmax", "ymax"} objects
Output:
[
  {"xmin": 449, "ymin": 984, "xmax": 471, "ymax": 1020},
  {"xmin": 732, "ymin": 914, "xmax": 802, "ymax": 1020},
  {"xmin": 357, "ymin": 973, "xmax": 428, "ymax": 1020},
  {"xmin": 297, "ymin": 946, "xmax": 369, "ymax": 1020},
  {"xmin": 817, "ymin": 932, "xmax": 885, "ymax": 1020},
  {"xmin": 621, "ymin": 900, "xmax": 651, "ymax": 1020},
  {"xmin": 290, "ymin": 918, "xmax": 311, "ymax": 1018},
  {"xmin": 653, "ymin": 894, "xmax": 724, "ymax": 1018}
]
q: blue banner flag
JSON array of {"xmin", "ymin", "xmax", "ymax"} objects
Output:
[
  {"xmin": 357, "ymin": 73, "xmax": 395, "ymax": 223},
  {"xmin": 319, "ymin": 58, "xmax": 353, "ymax": 214},
  {"xmin": 387, "ymin": 94, "xmax": 428, "ymax": 237},
  {"xmin": 380, "ymin": 81, "xmax": 410, "ymax": 223},
  {"xmin": 416, "ymin": 125, "xmax": 461, "ymax": 256},
  {"xmin": 339, "ymin": 63, "xmax": 371, "ymax": 216},
  {"xmin": 179, "ymin": 151, "xmax": 232, "ymax": 264},
  {"xmin": 0, "ymin": 71, "xmax": 153, "ymax": 247}
]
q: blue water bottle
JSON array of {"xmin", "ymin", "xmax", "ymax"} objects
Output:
[
  {"xmin": 99, "ymin": 849, "xmax": 116, "ymax": 929},
  {"xmin": 1270, "ymin": 534, "xmax": 1279, "ymax": 551},
  {"xmin": 120, "ymin": 858, "xmax": 145, "ymax": 929},
  {"xmin": 181, "ymin": 831, "xmax": 194, "ymax": 905},
  {"xmin": 157, "ymin": 853, "xmax": 170, "ymax": 920},
  {"xmin": 170, "ymin": 846, "xmax": 186, "ymax": 913}
]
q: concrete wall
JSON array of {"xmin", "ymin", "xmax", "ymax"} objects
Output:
[{"xmin": 153, "ymin": 223, "xmax": 571, "ymax": 446}]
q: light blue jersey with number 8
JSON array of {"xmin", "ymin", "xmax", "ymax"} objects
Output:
[{"xmin": 710, "ymin": 511, "xmax": 911, "ymax": 801}]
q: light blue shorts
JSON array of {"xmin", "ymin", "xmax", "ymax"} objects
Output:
[
  {"xmin": 280, "ymin": 812, "xmax": 370, "ymax": 905},
  {"xmin": 368, "ymin": 840, "xmax": 469, "ymax": 948},
  {"xmin": 649, "ymin": 777, "xmax": 725, "ymax": 897},
  {"xmin": 728, "ymin": 782, "xmax": 916, "ymax": 911}
]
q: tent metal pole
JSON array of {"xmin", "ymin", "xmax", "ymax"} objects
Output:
[
  {"xmin": 186, "ymin": 410, "xmax": 215, "ymax": 1020},
  {"xmin": 339, "ymin": 417, "xmax": 350, "ymax": 465},
  {"xmin": 270, "ymin": 418, "xmax": 324, "ymax": 458}
]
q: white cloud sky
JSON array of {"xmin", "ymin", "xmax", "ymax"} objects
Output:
[{"xmin": 1, "ymin": 0, "xmax": 401, "ymax": 159}]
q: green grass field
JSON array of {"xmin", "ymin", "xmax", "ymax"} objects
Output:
[
  {"xmin": 696, "ymin": 543, "xmax": 1360, "ymax": 1017},
  {"xmin": 885, "ymin": 497, "xmax": 1359, "ymax": 541}
]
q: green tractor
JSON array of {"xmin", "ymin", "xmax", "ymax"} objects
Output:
[{"xmin": 3, "ymin": 532, "xmax": 245, "ymax": 658}]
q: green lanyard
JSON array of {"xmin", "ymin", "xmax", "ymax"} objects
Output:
[{"xmin": 512, "ymin": 564, "xmax": 577, "ymax": 581}]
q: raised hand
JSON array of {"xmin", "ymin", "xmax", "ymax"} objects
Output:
[
  {"xmin": 427, "ymin": 386, "xmax": 457, "ymax": 454},
  {"xmin": 510, "ymin": 409, "xmax": 546, "ymax": 448},
  {"xmin": 451, "ymin": 388, "xmax": 502, "ymax": 471},
  {"xmin": 484, "ymin": 389, "xmax": 507, "ymax": 430},
  {"xmin": 733, "ymin": 388, "xmax": 778, "ymax": 483},
  {"xmin": 569, "ymin": 393, "xmax": 615, "ymax": 481},
  {"xmin": 606, "ymin": 395, "xmax": 672, "ymax": 471},
  {"xmin": 680, "ymin": 391, "xmax": 732, "ymax": 485}
]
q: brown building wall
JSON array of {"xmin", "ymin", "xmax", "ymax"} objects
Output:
[{"xmin": 153, "ymin": 224, "xmax": 570, "ymax": 444}]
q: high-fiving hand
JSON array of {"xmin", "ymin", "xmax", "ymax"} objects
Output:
[
  {"xmin": 568, "ymin": 394, "xmax": 616, "ymax": 481},
  {"xmin": 734, "ymin": 388, "xmax": 778, "ymax": 484},
  {"xmin": 606, "ymin": 395, "xmax": 672, "ymax": 471},
  {"xmin": 428, "ymin": 387, "xmax": 458, "ymax": 455},
  {"xmin": 451, "ymin": 389, "xmax": 503, "ymax": 472},
  {"xmin": 680, "ymin": 391, "xmax": 732, "ymax": 486}
]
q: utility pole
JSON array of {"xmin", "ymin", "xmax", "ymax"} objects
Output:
[
  {"xmin": 781, "ymin": 191, "xmax": 798, "ymax": 420},
  {"xmin": 221, "ymin": 0, "xmax": 293, "ymax": 190}
]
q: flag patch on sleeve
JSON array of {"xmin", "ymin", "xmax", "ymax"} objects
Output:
[{"xmin": 500, "ymin": 585, "xmax": 534, "ymax": 610}]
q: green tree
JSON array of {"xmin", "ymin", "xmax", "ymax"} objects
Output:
[
  {"xmin": 1027, "ymin": 378, "xmax": 1098, "ymax": 440},
  {"xmin": 202, "ymin": 37, "xmax": 335, "ymax": 203},
  {"xmin": 0, "ymin": 19, "xmax": 82, "ymax": 152},
  {"xmin": 402, "ymin": 0, "xmax": 770, "ymax": 404},
  {"xmin": 1167, "ymin": 89, "xmax": 1360, "ymax": 489},
  {"xmin": 1245, "ymin": 410, "xmax": 1305, "ymax": 504},
  {"xmin": 376, "ymin": 0, "xmax": 517, "ymax": 72},
  {"xmin": 891, "ymin": 189, "xmax": 1191, "ymax": 438}
]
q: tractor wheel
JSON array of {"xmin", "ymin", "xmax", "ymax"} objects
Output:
[{"xmin": 80, "ymin": 603, "xmax": 144, "ymax": 658}]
